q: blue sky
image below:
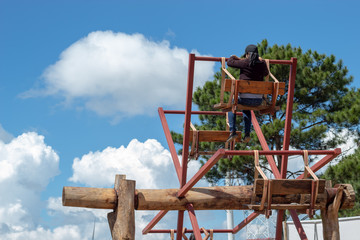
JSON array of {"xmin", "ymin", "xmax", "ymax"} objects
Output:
[{"xmin": 1, "ymin": 0, "xmax": 360, "ymax": 239}]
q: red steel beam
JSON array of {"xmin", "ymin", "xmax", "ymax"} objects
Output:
[
  {"xmin": 142, "ymin": 210, "xmax": 169, "ymax": 234},
  {"xmin": 275, "ymin": 210, "xmax": 284, "ymax": 239},
  {"xmin": 232, "ymin": 212, "xmax": 260, "ymax": 233},
  {"xmin": 194, "ymin": 56, "xmax": 293, "ymax": 65},
  {"xmin": 186, "ymin": 204, "xmax": 202, "ymax": 240},
  {"xmin": 175, "ymin": 53, "xmax": 196, "ymax": 240},
  {"xmin": 158, "ymin": 107, "xmax": 182, "ymax": 182},
  {"xmin": 276, "ymin": 57, "xmax": 301, "ymax": 240},
  {"xmin": 163, "ymin": 110, "xmax": 243, "ymax": 116},
  {"xmin": 252, "ymin": 111, "xmax": 281, "ymax": 179},
  {"xmin": 181, "ymin": 53, "xmax": 195, "ymax": 187},
  {"xmin": 280, "ymin": 57, "xmax": 297, "ymax": 178},
  {"xmin": 224, "ymin": 149, "xmax": 339, "ymax": 156},
  {"xmin": 176, "ymin": 210, "xmax": 185, "ymax": 240},
  {"xmin": 177, "ymin": 149, "xmax": 225, "ymax": 197}
]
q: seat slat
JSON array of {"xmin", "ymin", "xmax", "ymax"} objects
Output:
[
  {"xmin": 189, "ymin": 130, "xmax": 241, "ymax": 142},
  {"xmin": 254, "ymin": 179, "xmax": 326, "ymax": 195},
  {"xmin": 247, "ymin": 204, "xmax": 316, "ymax": 210}
]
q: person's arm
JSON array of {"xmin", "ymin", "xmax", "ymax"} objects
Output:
[{"xmin": 227, "ymin": 55, "xmax": 246, "ymax": 68}]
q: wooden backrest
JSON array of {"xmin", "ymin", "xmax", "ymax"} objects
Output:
[
  {"xmin": 224, "ymin": 79, "xmax": 286, "ymax": 95},
  {"xmin": 254, "ymin": 179, "xmax": 326, "ymax": 195}
]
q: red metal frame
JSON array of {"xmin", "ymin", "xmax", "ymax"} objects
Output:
[{"xmin": 142, "ymin": 54, "xmax": 340, "ymax": 240}]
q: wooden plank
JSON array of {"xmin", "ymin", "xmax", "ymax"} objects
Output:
[
  {"xmin": 254, "ymin": 179, "xmax": 326, "ymax": 195},
  {"xmin": 224, "ymin": 79, "xmax": 286, "ymax": 95},
  {"xmin": 188, "ymin": 130, "xmax": 241, "ymax": 142}
]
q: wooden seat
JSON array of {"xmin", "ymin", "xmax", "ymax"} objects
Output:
[
  {"xmin": 189, "ymin": 123, "xmax": 241, "ymax": 159},
  {"xmin": 249, "ymin": 150, "xmax": 322, "ymax": 218},
  {"xmin": 189, "ymin": 130, "xmax": 241, "ymax": 142},
  {"xmin": 249, "ymin": 179, "xmax": 326, "ymax": 211},
  {"xmin": 213, "ymin": 79, "xmax": 286, "ymax": 113},
  {"xmin": 213, "ymin": 57, "xmax": 285, "ymax": 115}
]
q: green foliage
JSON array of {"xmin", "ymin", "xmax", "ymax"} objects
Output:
[
  {"xmin": 171, "ymin": 39, "xmax": 360, "ymax": 185},
  {"xmin": 322, "ymin": 149, "xmax": 360, "ymax": 217}
]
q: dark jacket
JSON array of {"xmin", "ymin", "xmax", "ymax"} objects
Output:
[{"xmin": 227, "ymin": 56, "xmax": 269, "ymax": 81}]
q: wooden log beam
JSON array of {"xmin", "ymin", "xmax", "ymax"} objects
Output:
[{"xmin": 63, "ymin": 181, "xmax": 355, "ymax": 211}]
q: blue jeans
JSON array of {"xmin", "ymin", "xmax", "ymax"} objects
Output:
[{"xmin": 228, "ymin": 97, "xmax": 262, "ymax": 135}]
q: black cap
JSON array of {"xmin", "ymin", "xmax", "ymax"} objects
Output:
[{"xmin": 242, "ymin": 44, "xmax": 258, "ymax": 57}]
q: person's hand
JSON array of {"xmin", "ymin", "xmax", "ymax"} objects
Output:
[{"xmin": 231, "ymin": 55, "xmax": 240, "ymax": 60}]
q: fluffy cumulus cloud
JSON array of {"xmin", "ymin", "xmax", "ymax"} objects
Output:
[
  {"xmin": 24, "ymin": 31, "xmax": 215, "ymax": 119},
  {"xmin": 67, "ymin": 138, "xmax": 208, "ymax": 239},
  {"xmin": 69, "ymin": 138, "xmax": 205, "ymax": 189},
  {"xmin": 0, "ymin": 128, "xmax": 208, "ymax": 239},
  {"xmin": 0, "ymin": 132, "xmax": 60, "ymax": 238}
]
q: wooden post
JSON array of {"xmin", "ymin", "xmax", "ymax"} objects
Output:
[
  {"xmin": 321, "ymin": 184, "xmax": 354, "ymax": 240},
  {"xmin": 106, "ymin": 175, "xmax": 136, "ymax": 240},
  {"xmin": 282, "ymin": 221, "xmax": 288, "ymax": 240},
  {"xmin": 107, "ymin": 175, "xmax": 126, "ymax": 234}
]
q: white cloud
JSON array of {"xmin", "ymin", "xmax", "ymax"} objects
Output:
[
  {"xmin": 0, "ymin": 132, "xmax": 60, "ymax": 237},
  {"xmin": 0, "ymin": 128, "xmax": 213, "ymax": 239},
  {"xmin": 69, "ymin": 138, "xmax": 206, "ymax": 189},
  {"xmin": 67, "ymin": 138, "xmax": 211, "ymax": 239},
  {"xmin": 23, "ymin": 31, "xmax": 215, "ymax": 119}
]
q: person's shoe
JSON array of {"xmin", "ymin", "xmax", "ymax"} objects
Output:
[
  {"xmin": 243, "ymin": 133, "xmax": 251, "ymax": 143},
  {"xmin": 226, "ymin": 131, "xmax": 238, "ymax": 143}
]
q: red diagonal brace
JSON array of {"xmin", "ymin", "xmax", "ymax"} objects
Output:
[
  {"xmin": 142, "ymin": 210, "xmax": 169, "ymax": 234},
  {"xmin": 187, "ymin": 204, "xmax": 202, "ymax": 240},
  {"xmin": 158, "ymin": 107, "xmax": 182, "ymax": 182},
  {"xmin": 251, "ymin": 111, "xmax": 281, "ymax": 179},
  {"xmin": 177, "ymin": 149, "xmax": 225, "ymax": 197},
  {"xmin": 289, "ymin": 209, "xmax": 308, "ymax": 240},
  {"xmin": 232, "ymin": 212, "xmax": 260, "ymax": 233}
]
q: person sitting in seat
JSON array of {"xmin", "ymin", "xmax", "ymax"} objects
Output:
[{"xmin": 226, "ymin": 44, "xmax": 269, "ymax": 143}]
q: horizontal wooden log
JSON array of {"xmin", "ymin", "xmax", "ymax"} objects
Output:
[
  {"xmin": 63, "ymin": 182, "xmax": 354, "ymax": 211},
  {"xmin": 63, "ymin": 187, "xmax": 116, "ymax": 209}
]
